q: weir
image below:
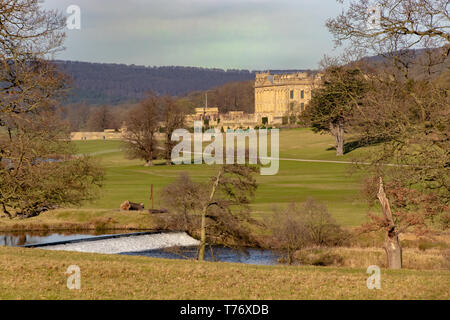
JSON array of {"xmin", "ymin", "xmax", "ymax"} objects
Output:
[{"xmin": 24, "ymin": 231, "xmax": 200, "ymax": 254}]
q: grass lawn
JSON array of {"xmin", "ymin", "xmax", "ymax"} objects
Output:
[
  {"xmin": 0, "ymin": 246, "xmax": 448, "ymax": 300},
  {"xmin": 277, "ymin": 128, "xmax": 370, "ymax": 161},
  {"xmin": 0, "ymin": 128, "xmax": 373, "ymax": 231},
  {"xmin": 70, "ymin": 128, "xmax": 370, "ymax": 227},
  {"xmin": 1, "ymin": 131, "xmax": 447, "ymax": 301}
]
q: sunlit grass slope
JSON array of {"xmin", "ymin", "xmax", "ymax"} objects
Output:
[{"xmin": 71, "ymin": 129, "xmax": 370, "ymax": 226}]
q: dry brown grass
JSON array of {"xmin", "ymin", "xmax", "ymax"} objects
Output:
[
  {"xmin": 0, "ymin": 247, "xmax": 448, "ymax": 300},
  {"xmin": 0, "ymin": 208, "xmax": 159, "ymax": 232},
  {"xmin": 326, "ymin": 247, "xmax": 449, "ymax": 270},
  {"xmin": 292, "ymin": 232, "xmax": 450, "ymax": 270}
]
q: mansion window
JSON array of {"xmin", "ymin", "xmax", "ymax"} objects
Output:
[
  {"xmin": 301, "ymin": 103, "xmax": 305, "ymax": 111},
  {"xmin": 301, "ymin": 90, "xmax": 304, "ymax": 99},
  {"xmin": 290, "ymin": 90, "xmax": 294, "ymax": 99}
]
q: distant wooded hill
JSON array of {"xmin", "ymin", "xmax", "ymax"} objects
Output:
[
  {"xmin": 54, "ymin": 60, "xmax": 311, "ymax": 106},
  {"xmin": 359, "ymin": 47, "xmax": 450, "ymax": 79}
]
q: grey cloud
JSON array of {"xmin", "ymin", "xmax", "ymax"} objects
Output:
[{"xmin": 44, "ymin": 0, "xmax": 342, "ymax": 69}]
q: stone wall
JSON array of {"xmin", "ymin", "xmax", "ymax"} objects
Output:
[
  {"xmin": 70, "ymin": 131, "xmax": 123, "ymax": 141},
  {"xmin": 70, "ymin": 130, "xmax": 166, "ymax": 141}
]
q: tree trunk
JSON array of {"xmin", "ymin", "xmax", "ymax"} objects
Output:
[
  {"xmin": 2, "ymin": 203, "xmax": 12, "ymax": 219},
  {"xmin": 287, "ymin": 246, "xmax": 292, "ymax": 265},
  {"xmin": 377, "ymin": 177, "xmax": 402, "ymax": 269},
  {"xmin": 145, "ymin": 136, "xmax": 154, "ymax": 166},
  {"xmin": 384, "ymin": 227, "xmax": 402, "ymax": 269},
  {"xmin": 183, "ymin": 208, "xmax": 189, "ymax": 231},
  {"xmin": 335, "ymin": 125, "xmax": 344, "ymax": 156},
  {"xmin": 198, "ymin": 170, "xmax": 222, "ymax": 261},
  {"xmin": 330, "ymin": 120, "xmax": 345, "ymax": 156},
  {"xmin": 199, "ymin": 206, "xmax": 207, "ymax": 261},
  {"xmin": 165, "ymin": 147, "xmax": 172, "ymax": 165},
  {"xmin": 166, "ymin": 134, "xmax": 172, "ymax": 165}
]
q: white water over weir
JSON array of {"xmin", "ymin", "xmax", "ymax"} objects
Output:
[{"xmin": 36, "ymin": 232, "xmax": 200, "ymax": 254}]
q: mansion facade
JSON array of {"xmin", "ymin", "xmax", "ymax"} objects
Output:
[
  {"xmin": 254, "ymin": 71, "xmax": 321, "ymax": 124},
  {"xmin": 184, "ymin": 71, "xmax": 322, "ymax": 129}
]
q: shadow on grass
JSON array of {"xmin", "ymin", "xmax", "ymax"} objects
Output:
[{"xmin": 326, "ymin": 137, "xmax": 388, "ymax": 154}]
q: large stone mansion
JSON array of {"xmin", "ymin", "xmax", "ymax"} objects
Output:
[
  {"xmin": 185, "ymin": 71, "xmax": 321, "ymax": 129},
  {"xmin": 254, "ymin": 71, "xmax": 320, "ymax": 124},
  {"xmin": 71, "ymin": 71, "xmax": 320, "ymax": 140}
]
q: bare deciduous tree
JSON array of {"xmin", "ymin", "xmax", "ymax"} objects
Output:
[
  {"xmin": 325, "ymin": 0, "xmax": 449, "ymax": 269},
  {"xmin": 122, "ymin": 94, "xmax": 161, "ymax": 166},
  {"xmin": 197, "ymin": 165, "xmax": 259, "ymax": 261},
  {"xmin": 161, "ymin": 172, "xmax": 206, "ymax": 231},
  {"xmin": 0, "ymin": 0, "xmax": 67, "ymax": 117},
  {"xmin": 162, "ymin": 96, "xmax": 185, "ymax": 164},
  {"xmin": 0, "ymin": 1, "xmax": 104, "ymax": 219},
  {"xmin": 0, "ymin": 112, "xmax": 103, "ymax": 218},
  {"xmin": 86, "ymin": 106, "xmax": 119, "ymax": 132},
  {"xmin": 326, "ymin": 0, "xmax": 449, "ymax": 79},
  {"xmin": 161, "ymin": 165, "xmax": 259, "ymax": 261}
]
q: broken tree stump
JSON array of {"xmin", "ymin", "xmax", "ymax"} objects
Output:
[
  {"xmin": 377, "ymin": 177, "xmax": 402, "ymax": 269},
  {"xmin": 120, "ymin": 200, "xmax": 145, "ymax": 211}
]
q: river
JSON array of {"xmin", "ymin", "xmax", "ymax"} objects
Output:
[{"xmin": 0, "ymin": 231, "xmax": 280, "ymax": 265}]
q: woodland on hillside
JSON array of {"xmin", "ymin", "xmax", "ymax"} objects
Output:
[
  {"xmin": 61, "ymin": 80, "xmax": 256, "ymax": 131},
  {"xmin": 55, "ymin": 60, "xmax": 258, "ymax": 105}
]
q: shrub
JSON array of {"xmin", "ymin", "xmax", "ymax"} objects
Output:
[
  {"xmin": 270, "ymin": 198, "xmax": 349, "ymax": 264},
  {"xmin": 294, "ymin": 248, "xmax": 344, "ymax": 266},
  {"xmin": 299, "ymin": 198, "xmax": 350, "ymax": 246}
]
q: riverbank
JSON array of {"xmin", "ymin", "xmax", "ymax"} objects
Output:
[
  {"xmin": 0, "ymin": 246, "xmax": 448, "ymax": 299},
  {"xmin": 0, "ymin": 208, "xmax": 158, "ymax": 232},
  {"xmin": 2, "ymin": 208, "xmax": 449, "ymax": 271}
]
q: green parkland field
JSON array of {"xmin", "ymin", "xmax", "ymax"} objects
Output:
[{"xmin": 73, "ymin": 128, "xmax": 370, "ymax": 226}]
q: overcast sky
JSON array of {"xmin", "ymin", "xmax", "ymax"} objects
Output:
[{"xmin": 43, "ymin": 0, "xmax": 343, "ymax": 70}]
